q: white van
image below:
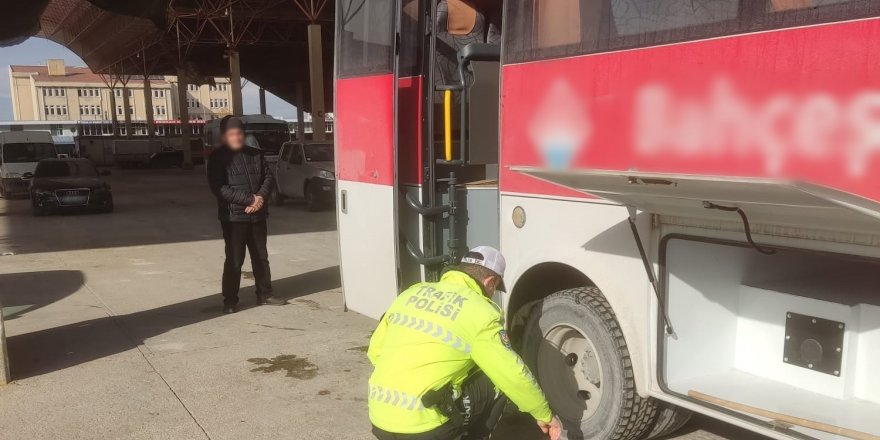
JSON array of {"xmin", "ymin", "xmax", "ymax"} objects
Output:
[{"xmin": 0, "ymin": 131, "xmax": 57, "ymax": 198}]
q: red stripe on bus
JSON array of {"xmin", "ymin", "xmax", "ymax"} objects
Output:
[
  {"xmin": 501, "ymin": 18, "xmax": 880, "ymax": 203},
  {"xmin": 336, "ymin": 74, "xmax": 395, "ymax": 186}
]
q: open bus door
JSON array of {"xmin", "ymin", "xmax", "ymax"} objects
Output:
[
  {"xmin": 335, "ymin": 0, "xmax": 399, "ymax": 319},
  {"xmin": 398, "ymin": 0, "xmax": 504, "ymax": 284}
]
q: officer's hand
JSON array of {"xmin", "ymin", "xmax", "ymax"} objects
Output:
[{"xmin": 536, "ymin": 415, "xmax": 562, "ymax": 440}]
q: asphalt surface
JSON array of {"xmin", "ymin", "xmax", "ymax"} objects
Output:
[{"xmin": 0, "ymin": 168, "xmax": 769, "ymax": 439}]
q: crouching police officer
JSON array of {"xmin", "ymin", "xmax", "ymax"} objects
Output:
[{"xmin": 367, "ymin": 246, "xmax": 562, "ymax": 440}]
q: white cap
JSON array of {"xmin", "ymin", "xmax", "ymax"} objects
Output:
[{"xmin": 460, "ymin": 245, "xmax": 507, "ymax": 290}]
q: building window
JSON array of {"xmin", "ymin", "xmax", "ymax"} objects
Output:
[
  {"xmin": 78, "ymin": 88, "xmax": 100, "ymax": 97},
  {"xmin": 209, "ymin": 83, "xmax": 228, "ymax": 92},
  {"xmin": 79, "ymin": 105, "xmax": 101, "ymax": 116},
  {"xmin": 44, "ymin": 105, "xmax": 68, "ymax": 116},
  {"xmin": 154, "ymin": 106, "xmax": 167, "ymax": 117},
  {"xmin": 188, "ymin": 84, "xmax": 199, "ymax": 91},
  {"xmin": 210, "ymin": 98, "xmax": 228, "ymax": 109},
  {"xmin": 43, "ymin": 87, "xmax": 66, "ymax": 97},
  {"xmin": 153, "ymin": 89, "xmax": 166, "ymax": 98},
  {"xmin": 187, "ymin": 98, "xmax": 201, "ymax": 108}
]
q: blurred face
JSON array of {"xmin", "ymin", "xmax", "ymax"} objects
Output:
[{"xmin": 224, "ymin": 128, "xmax": 245, "ymax": 150}]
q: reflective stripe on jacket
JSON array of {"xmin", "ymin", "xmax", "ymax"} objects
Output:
[{"xmin": 367, "ymin": 270, "xmax": 552, "ymax": 434}]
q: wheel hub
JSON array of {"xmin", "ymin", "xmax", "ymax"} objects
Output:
[{"xmin": 537, "ymin": 324, "xmax": 603, "ymax": 421}]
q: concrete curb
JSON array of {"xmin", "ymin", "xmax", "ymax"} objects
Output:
[{"xmin": 0, "ymin": 307, "xmax": 9, "ymax": 384}]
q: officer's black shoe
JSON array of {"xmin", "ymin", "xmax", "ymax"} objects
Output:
[
  {"xmin": 257, "ymin": 295, "xmax": 287, "ymax": 306},
  {"xmin": 223, "ymin": 305, "xmax": 238, "ymax": 314}
]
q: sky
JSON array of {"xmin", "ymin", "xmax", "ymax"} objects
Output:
[{"xmin": 0, "ymin": 38, "xmax": 296, "ymax": 121}]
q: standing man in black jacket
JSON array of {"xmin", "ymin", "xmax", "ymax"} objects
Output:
[{"xmin": 208, "ymin": 116, "xmax": 286, "ymax": 313}]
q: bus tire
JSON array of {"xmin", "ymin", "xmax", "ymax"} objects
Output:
[
  {"xmin": 520, "ymin": 287, "xmax": 657, "ymax": 440},
  {"xmin": 644, "ymin": 403, "xmax": 692, "ymax": 439}
]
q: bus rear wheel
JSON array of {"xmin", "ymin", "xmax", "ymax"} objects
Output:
[{"xmin": 520, "ymin": 287, "xmax": 657, "ymax": 440}]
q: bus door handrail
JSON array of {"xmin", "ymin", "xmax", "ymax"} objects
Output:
[{"xmin": 435, "ymin": 43, "xmax": 501, "ymax": 166}]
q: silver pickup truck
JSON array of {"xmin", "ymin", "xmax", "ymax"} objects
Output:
[{"xmin": 272, "ymin": 141, "xmax": 335, "ymax": 211}]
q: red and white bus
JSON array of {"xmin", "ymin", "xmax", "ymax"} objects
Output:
[{"xmin": 335, "ymin": 1, "xmax": 880, "ymax": 439}]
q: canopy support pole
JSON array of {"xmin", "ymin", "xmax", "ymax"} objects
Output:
[
  {"xmin": 308, "ymin": 23, "xmax": 326, "ymax": 141},
  {"xmin": 296, "ymin": 82, "xmax": 305, "ymax": 141},
  {"xmin": 177, "ymin": 69, "xmax": 193, "ymax": 169},
  {"xmin": 122, "ymin": 85, "xmax": 133, "ymax": 138},
  {"xmin": 143, "ymin": 77, "xmax": 155, "ymax": 137},
  {"xmin": 229, "ymin": 49, "xmax": 244, "ymax": 116}
]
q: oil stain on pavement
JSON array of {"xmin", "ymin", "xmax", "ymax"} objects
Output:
[
  {"xmin": 247, "ymin": 354, "xmax": 318, "ymax": 379},
  {"xmin": 294, "ymin": 298, "xmax": 323, "ymax": 310}
]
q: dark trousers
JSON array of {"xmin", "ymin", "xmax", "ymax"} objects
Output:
[
  {"xmin": 221, "ymin": 220, "xmax": 272, "ymax": 306},
  {"xmin": 372, "ymin": 371, "xmax": 508, "ymax": 440}
]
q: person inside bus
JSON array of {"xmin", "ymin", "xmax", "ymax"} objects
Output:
[
  {"xmin": 207, "ymin": 115, "xmax": 286, "ymax": 314},
  {"xmin": 367, "ymin": 246, "xmax": 562, "ymax": 440}
]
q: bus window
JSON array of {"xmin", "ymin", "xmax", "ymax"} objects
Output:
[
  {"xmin": 337, "ymin": 0, "xmax": 394, "ymax": 77},
  {"xmin": 505, "ymin": 0, "xmax": 880, "ymax": 64},
  {"xmin": 535, "ymin": 0, "xmax": 582, "ymax": 48},
  {"xmin": 610, "ymin": 0, "xmax": 739, "ymax": 36},
  {"xmin": 769, "ymin": 0, "xmax": 851, "ymax": 11},
  {"xmin": 400, "ymin": 0, "xmax": 423, "ymax": 77}
]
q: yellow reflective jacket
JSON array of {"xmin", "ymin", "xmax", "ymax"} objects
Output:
[{"xmin": 367, "ymin": 270, "xmax": 552, "ymax": 434}]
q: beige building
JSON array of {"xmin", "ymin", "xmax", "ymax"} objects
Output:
[{"xmin": 9, "ymin": 59, "xmax": 233, "ymax": 122}]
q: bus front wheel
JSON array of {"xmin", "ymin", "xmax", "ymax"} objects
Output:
[{"xmin": 519, "ymin": 287, "xmax": 658, "ymax": 440}]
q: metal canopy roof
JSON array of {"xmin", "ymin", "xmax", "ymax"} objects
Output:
[{"xmin": 0, "ymin": 0, "xmax": 334, "ymax": 111}]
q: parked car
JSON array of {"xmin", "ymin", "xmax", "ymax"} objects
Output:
[
  {"xmin": 30, "ymin": 158, "xmax": 113, "ymax": 216},
  {"xmin": 273, "ymin": 141, "xmax": 335, "ymax": 211},
  {"xmin": 1, "ymin": 131, "xmax": 57, "ymax": 198}
]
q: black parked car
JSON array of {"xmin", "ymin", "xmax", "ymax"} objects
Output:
[{"xmin": 30, "ymin": 158, "xmax": 113, "ymax": 216}]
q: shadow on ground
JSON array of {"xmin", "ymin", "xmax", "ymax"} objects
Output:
[
  {"xmin": 1, "ymin": 266, "xmax": 341, "ymax": 380},
  {"xmin": 0, "ymin": 270, "xmax": 84, "ymax": 320}
]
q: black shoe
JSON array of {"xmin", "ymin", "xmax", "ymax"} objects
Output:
[
  {"xmin": 223, "ymin": 305, "xmax": 238, "ymax": 314},
  {"xmin": 257, "ymin": 295, "xmax": 287, "ymax": 306}
]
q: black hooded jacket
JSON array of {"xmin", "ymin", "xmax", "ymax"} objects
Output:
[{"xmin": 207, "ymin": 144, "xmax": 275, "ymax": 222}]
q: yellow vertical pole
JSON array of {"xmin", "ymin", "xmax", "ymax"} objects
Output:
[{"xmin": 444, "ymin": 89, "xmax": 452, "ymax": 161}]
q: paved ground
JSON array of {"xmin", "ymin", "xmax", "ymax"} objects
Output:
[{"xmin": 0, "ymin": 168, "xmax": 767, "ymax": 439}]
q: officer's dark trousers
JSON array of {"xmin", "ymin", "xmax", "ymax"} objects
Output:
[
  {"xmin": 372, "ymin": 371, "xmax": 508, "ymax": 440},
  {"xmin": 221, "ymin": 220, "xmax": 272, "ymax": 306}
]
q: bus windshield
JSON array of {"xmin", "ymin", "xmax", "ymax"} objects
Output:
[
  {"xmin": 246, "ymin": 124, "xmax": 288, "ymax": 155},
  {"xmin": 35, "ymin": 160, "xmax": 98, "ymax": 178},
  {"xmin": 2, "ymin": 143, "xmax": 56, "ymax": 163},
  {"xmin": 304, "ymin": 143, "xmax": 334, "ymax": 162}
]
